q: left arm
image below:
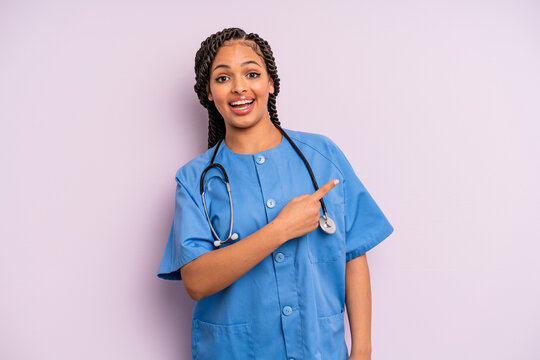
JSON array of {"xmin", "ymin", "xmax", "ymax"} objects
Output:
[{"xmin": 345, "ymin": 253, "xmax": 372, "ymax": 360}]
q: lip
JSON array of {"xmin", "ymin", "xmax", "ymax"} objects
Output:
[
  {"xmin": 228, "ymin": 97, "xmax": 255, "ymax": 115},
  {"xmin": 229, "ymin": 96, "xmax": 254, "ymax": 104}
]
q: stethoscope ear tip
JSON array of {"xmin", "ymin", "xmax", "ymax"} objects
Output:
[{"xmin": 213, "ymin": 232, "xmax": 239, "ymax": 247}]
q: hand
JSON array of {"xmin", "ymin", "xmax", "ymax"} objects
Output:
[{"xmin": 274, "ymin": 179, "xmax": 339, "ymax": 242}]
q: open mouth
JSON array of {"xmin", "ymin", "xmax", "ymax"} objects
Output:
[
  {"xmin": 228, "ymin": 99, "xmax": 255, "ymax": 115},
  {"xmin": 229, "ymin": 99, "xmax": 254, "ymax": 108}
]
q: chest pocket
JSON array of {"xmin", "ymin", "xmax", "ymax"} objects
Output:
[{"xmin": 307, "ymin": 195, "xmax": 346, "ymax": 263}]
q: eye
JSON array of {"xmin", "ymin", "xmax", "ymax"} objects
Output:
[
  {"xmin": 247, "ymin": 72, "xmax": 261, "ymax": 79},
  {"xmin": 215, "ymin": 76, "xmax": 229, "ymax": 83}
]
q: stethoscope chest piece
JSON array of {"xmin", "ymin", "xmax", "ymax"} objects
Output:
[{"xmin": 319, "ymin": 214, "xmax": 336, "ymax": 234}]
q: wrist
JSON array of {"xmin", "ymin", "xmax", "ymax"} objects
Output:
[
  {"xmin": 351, "ymin": 345, "xmax": 372, "ymax": 356},
  {"xmin": 267, "ymin": 218, "xmax": 289, "ymax": 245}
]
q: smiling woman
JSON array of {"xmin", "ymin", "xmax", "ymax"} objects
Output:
[
  {"xmin": 157, "ymin": 27, "xmax": 394, "ymax": 360},
  {"xmin": 201, "ymin": 35, "xmax": 280, "ymax": 153}
]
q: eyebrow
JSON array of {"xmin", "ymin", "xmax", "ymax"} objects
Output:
[{"xmin": 212, "ymin": 60, "xmax": 261, "ymax": 73}]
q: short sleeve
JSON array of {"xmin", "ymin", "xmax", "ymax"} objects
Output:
[
  {"xmin": 157, "ymin": 176, "xmax": 215, "ymax": 281},
  {"xmin": 330, "ymin": 141, "xmax": 395, "ymax": 262}
]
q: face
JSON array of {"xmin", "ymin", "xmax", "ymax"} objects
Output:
[{"xmin": 206, "ymin": 40, "xmax": 275, "ymax": 130}]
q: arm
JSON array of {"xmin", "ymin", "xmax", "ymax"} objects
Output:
[
  {"xmin": 181, "ymin": 218, "xmax": 286, "ymax": 301},
  {"xmin": 345, "ymin": 253, "xmax": 373, "ymax": 359},
  {"xmin": 181, "ymin": 179, "xmax": 339, "ymax": 301}
]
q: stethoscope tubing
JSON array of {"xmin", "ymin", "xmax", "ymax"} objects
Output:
[
  {"xmin": 276, "ymin": 125, "xmax": 328, "ymax": 216},
  {"xmin": 199, "ymin": 124, "xmax": 333, "ymax": 246}
]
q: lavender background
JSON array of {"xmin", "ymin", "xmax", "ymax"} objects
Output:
[{"xmin": 1, "ymin": 0, "xmax": 539, "ymax": 359}]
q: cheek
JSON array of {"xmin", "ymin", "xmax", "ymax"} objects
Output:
[
  {"xmin": 210, "ymin": 87, "xmax": 229, "ymax": 106},
  {"xmin": 252, "ymin": 81, "xmax": 270, "ymax": 99}
]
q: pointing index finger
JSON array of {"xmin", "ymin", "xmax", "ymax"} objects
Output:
[{"xmin": 311, "ymin": 179, "xmax": 339, "ymax": 201}]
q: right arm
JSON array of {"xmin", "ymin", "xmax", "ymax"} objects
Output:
[
  {"xmin": 181, "ymin": 218, "xmax": 287, "ymax": 301},
  {"xmin": 181, "ymin": 179, "xmax": 339, "ymax": 301}
]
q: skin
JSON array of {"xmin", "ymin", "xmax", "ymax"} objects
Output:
[
  {"xmin": 184, "ymin": 39, "xmax": 373, "ymax": 358},
  {"xmin": 347, "ymin": 254, "xmax": 373, "ymax": 359}
]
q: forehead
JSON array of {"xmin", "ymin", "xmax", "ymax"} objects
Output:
[{"xmin": 213, "ymin": 40, "xmax": 264, "ymax": 64}]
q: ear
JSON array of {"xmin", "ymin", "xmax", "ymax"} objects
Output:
[
  {"xmin": 206, "ymin": 83, "xmax": 213, "ymax": 101},
  {"xmin": 269, "ymin": 77, "xmax": 275, "ymax": 95}
]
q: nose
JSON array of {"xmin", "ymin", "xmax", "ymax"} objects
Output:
[{"xmin": 231, "ymin": 77, "xmax": 247, "ymax": 94}]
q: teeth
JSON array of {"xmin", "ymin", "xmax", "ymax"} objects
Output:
[{"xmin": 230, "ymin": 99, "xmax": 254, "ymax": 106}]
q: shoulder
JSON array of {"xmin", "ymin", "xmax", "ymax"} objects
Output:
[
  {"xmin": 284, "ymin": 128, "xmax": 347, "ymax": 174},
  {"xmin": 173, "ymin": 145, "xmax": 217, "ymax": 194},
  {"xmin": 172, "ymin": 128, "xmax": 350, "ymax": 191},
  {"xmin": 285, "ymin": 128, "xmax": 341, "ymax": 153}
]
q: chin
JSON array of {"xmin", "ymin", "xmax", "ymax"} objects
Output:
[{"xmin": 225, "ymin": 114, "xmax": 264, "ymax": 129}]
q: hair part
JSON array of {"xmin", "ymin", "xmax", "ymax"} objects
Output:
[{"xmin": 193, "ymin": 27, "xmax": 281, "ymax": 148}]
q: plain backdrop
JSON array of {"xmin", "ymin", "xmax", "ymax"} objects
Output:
[{"xmin": 1, "ymin": 0, "xmax": 539, "ymax": 359}]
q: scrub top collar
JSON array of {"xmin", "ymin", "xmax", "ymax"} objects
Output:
[{"xmin": 219, "ymin": 128, "xmax": 288, "ymax": 159}]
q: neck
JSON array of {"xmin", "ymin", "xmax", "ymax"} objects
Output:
[{"xmin": 224, "ymin": 118, "xmax": 283, "ymax": 155}]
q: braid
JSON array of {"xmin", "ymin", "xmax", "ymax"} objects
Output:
[
  {"xmin": 207, "ymin": 106, "xmax": 225, "ymax": 148},
  {"xmin": 245, "ymin": 33, "xmax": 281, "ymax": 129},
  {"xmin": 193, "ymin": 27, "xmax": 282, "ymax": 149}
]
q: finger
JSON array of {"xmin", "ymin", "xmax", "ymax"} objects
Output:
[{"xmin": 311, "ymin": 179, "xmax": 339, "ymax": 201}]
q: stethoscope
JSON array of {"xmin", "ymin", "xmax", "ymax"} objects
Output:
[{"xmin": 199, "ymin": 125, "xmax": 336, "ymax": 247}]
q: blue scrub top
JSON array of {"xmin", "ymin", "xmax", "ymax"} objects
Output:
[{"xmin": 157, "ymin": 128, "xmax": 394, "ymax": 360}]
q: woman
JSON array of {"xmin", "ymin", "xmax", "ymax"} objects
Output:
[{"xmin": 157, "ymin": 27, "xmax": 394, "ymax": 360}]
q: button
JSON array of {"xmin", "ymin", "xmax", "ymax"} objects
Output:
[
  {"xmin": 275, "ymin": 252, "xmax": 285, "ymax": 263},
  {"xmin": 255, "ymin": 155, "xmax": 265, "ymax": 164},
  {"xmin": 282, "ymin": 306, "xmax": 293, "ymax": 316},
  {"xmin": 266, "ymin": 199, "xmax": 276, "ymax": 208}
]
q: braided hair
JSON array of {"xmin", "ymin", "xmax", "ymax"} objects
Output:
[{"xmin": 193, "ymin": 27, "xmax": 281, "ymax": 149}]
